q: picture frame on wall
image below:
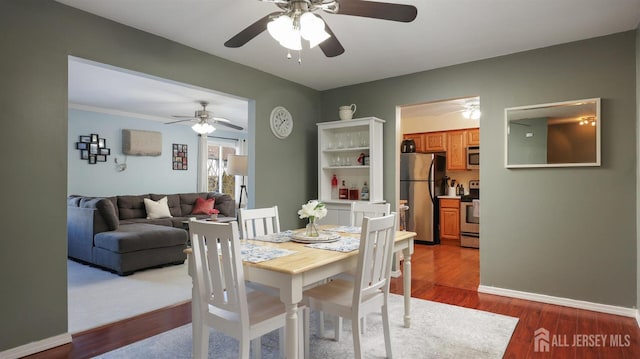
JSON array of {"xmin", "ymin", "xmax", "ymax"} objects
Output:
[
  {"xmin": 96, "ymin": 154, "xmax": 107, "ymax": 162},
  {"xmin": 99, "ymin": 148, "xmax": 110, "ymax": 155},
  {"xmin": 172, "ymin": 143, "xmax": 188, "ymax": 170},
  {"xmin": 76, "ymin": 142, "xmax": 88, "ymax": 150},
  {"xmin": 98, "ymin": 138, "xmax": 106, "ymax": 148},
  {"xmin": 89, "ymin": 143, "xmax": 99, "ymax": 155},
  {"xmin": 90, "ymin": 134, "xmax": 99, "ymax": 143},
  {"xmin": 79, "ymin": 135, "xmax": 91, "ymax": 143},
  {"xmin": 88, "ymin": 155, "xmax": 97, "ymax": 164},
  {"xmin": 80, "ymin": 150, "xmax": 88, "ymax": 160}
]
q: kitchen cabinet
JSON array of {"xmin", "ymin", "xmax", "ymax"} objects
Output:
[
  {"xmin": 439, "ymin": 197, "xmax": 460, "ymax": 241},
  {"xmin": 402, "ymin": 133, "xmax": 425, "ymax": 152},
  {"xmin": 424, "ymin": 132, "xmax": 446, "ymax": 152},
  {"xmin": 466, "ymin": 128, "xmax": 480, "ymax": 146},
  {"xmin": 317, "ymin": 117, "xmax": 385, "ymax": 224},
  {"xmin": 446, "ymin": 130, "xmax": 467, "ymax": 171}
]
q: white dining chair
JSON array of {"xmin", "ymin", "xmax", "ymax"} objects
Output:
[
  {"xmin": 189, "ymin": 220, "xmax": 302, "ymax": 359},
  {"xmin": 349, "ymin": 202, "xmax": 391, "ymax": 227},
  {"xmin": 325, "ymin": 202, "xmax": 392, "ymax": 340},
  {"xmin": 238, "ymin": 206, "xmax": 281, "ymax": 239},
  {"xmin": 303, "ymin": 214, "xmax": 397, "ymax": 359}
]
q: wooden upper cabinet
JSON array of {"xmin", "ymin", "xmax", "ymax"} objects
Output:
[
  {"xmin": 403, "ymin": 133, "xmax": 425, "ymax": 153},
  {"xmin": 447, "ymin": 130, "xmax": 467, "ymax": 171},
  {"xmin": 424, "ymin": 132, "xmax": 446, "ymax": 152},
  {"xmin": 466, "ymin": 128, "xmax": 480, "ymax": 146}
]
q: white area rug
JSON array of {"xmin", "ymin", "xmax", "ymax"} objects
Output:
[
  {"xmin": 97, "ymin": 293, "xmax": 518, "ymax": 359},
  {"xmin": 67, "ymin": 260, "xmax": 192, "ymax": 333}
]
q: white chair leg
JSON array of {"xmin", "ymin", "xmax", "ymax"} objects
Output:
[
  {"xmin": 299, "ymin": 308, "xmax": 306, "ymax": 359},
  {"xmin": 252, "ymin": 337, "xmax": 262, "ymax": 359},
  {"xmin": 351, "ymin": 315, "xmax": 363, "ymax": 359},
  {"xmin": 278, "ymin": 328, "xmax": 285, "ymax": 359},
  {"xmin": 382, "ymin": 304, "xmax": 393, "ymax": 359},
  {"xmin": 304, "ymin": 308, "xmax": 311, "ymax": 359},
  {"xmin": 319, "ymin": 311, "xmax": 325, "ymax": 337},
  {"xmin": 240, "ymin": 338, "xmax": 252, "ymax": 359},
  {"xmin": 361, "ymin": 316, "xmax": 367, "ymax": 334},
  {"xmin": 334, "ymin": 315, "xmax": 343, "ymax": 341},
  {"xmin": 193, "ymin": 324, "xmax": 209, "ymax": 359}
]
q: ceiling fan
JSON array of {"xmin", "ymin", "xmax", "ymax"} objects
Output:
[
  {"xmin": 224, "ymin": 0, "xmax": 418, "ymax": 57},
  {"xmin": 166, "ymin": 101, "xmax": 243, "ymax": 133}
]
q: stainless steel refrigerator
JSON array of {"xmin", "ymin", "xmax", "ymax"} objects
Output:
[{"xmin": 400, "ymin": 152, "xmax": 446, "ymax": 244}]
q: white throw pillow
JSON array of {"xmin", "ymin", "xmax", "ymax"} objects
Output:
[{"xmin": 144, "ymin": 197, "xmax": 173, "ymax": 219}]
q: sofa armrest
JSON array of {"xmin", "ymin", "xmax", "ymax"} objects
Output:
[{"xmin": 67, "ymin": 206, "xmax": 99, "ymax": 262}]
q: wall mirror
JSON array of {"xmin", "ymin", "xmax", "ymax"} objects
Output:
[{"xmin": 505, "ymin": 98, "xmax": 601, "ymax": 168}]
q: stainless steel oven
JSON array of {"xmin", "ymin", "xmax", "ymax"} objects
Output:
[{"xmin": 460, "ymin": 180, "xmax": 479, "ymax": 248}]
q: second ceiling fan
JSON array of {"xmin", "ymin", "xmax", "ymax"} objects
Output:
[{"xmin": 224, "ymin": 0, "xmax": 418, "ymax": 57}]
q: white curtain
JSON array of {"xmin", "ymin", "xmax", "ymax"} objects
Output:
[{"xmin": 196, "ymin": 134, "xmax": 208, "ymax": 192}]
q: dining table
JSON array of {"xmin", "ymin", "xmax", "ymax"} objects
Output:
[{"xmin": 185, "ymin": 224, "xmax": 416, "ymax": 359}]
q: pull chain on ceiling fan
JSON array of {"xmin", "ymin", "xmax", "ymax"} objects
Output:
[{"xmin": 224, "ymin": 0, "xmax": 417, "ymax": 60}]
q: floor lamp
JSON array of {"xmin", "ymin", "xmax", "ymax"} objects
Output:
[{"xmin": 226, "ymin": 154, "xmax": 248, "ymax": 215}]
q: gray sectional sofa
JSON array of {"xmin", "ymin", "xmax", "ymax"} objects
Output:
[{"xmin": 67, "ymin": 192, "xmax": 235, "ymax": 275}]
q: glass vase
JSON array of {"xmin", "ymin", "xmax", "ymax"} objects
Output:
[{"xmin": 305, "ymin": 217, "xmax": 319, "ymax": 237}]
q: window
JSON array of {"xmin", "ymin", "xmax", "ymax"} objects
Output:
[{"xmin": 207, "ymin": 141, "xmax": 237, "ymax": 196}]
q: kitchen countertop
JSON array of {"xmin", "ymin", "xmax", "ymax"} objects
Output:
[{"xmin": 438, "ymin": 195, "xmax": 461, "ymax": 199}]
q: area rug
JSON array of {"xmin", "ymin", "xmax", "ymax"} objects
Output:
[
  {"xmin": 96, "ymin": 293, "xmax": 518, "ymax": 358},
  {"xmin": 67, "ymin": 260, "xmax": 192, "ymax": 333}
]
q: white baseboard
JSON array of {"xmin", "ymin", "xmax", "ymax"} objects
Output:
[
  {"xmin": 0, "ymin": 332, "xmax": 71, "ymax": 359},
  {"xmin": 478, "ymin": 285, "xmax": 637, "ymax": 318}
]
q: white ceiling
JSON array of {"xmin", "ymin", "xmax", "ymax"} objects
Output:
[
  {"xmin": 61, "ymin": 0, "xmax": 640, "ymax": 127},
  {"xmin": 57, "ymin": 0, "xmax": 640, "ymax": 91}
]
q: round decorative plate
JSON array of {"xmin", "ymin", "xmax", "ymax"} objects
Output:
[{"xmin": 291, "ymin": 231, "xmax": 340, "ymax": 243}]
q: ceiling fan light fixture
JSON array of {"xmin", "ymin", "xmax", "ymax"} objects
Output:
[{"xmin": 192, "ymin": 121, "xmax": 215, "ymax": 134}]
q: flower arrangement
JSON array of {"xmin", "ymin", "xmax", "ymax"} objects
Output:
[
  {"xmin": 208, "ymin": 208, "xmax": 220, "ymax": 219},
  {"xmin": 298, "ymin": 200, "xmax": 326, "ymax": 237}
]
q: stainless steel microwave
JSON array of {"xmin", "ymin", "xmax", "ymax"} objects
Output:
[{"xmin": 467, "ymin": 146, "xmax": 479, "ymax": 169}]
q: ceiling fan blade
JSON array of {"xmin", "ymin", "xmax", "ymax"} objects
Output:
[
  {"xmin": 214, "ymin": 121, "xmax": 244, "ymax": 131},
  {"xmin": 224, "ymin": 12, "xmax": 281, "ymax": 48},
  {"xmin": 318, "ymin": 17, "xmax": 345, "ymax": 57},
  {"xmin": 337, "ymin": 0, "xmax": 417, "ymax": 22},
  {"xmin": 165, "ymin": 118, "xmax": 195, "ymax": 125}
]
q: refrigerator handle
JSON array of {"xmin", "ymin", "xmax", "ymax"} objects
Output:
[{"xmin": 428, "ymin": 157, "xmax": 435, "ymax": 205}]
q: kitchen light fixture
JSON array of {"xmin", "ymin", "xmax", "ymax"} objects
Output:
[
  {"xmin": 191, "ymin": 121, "xmax": 216, "ymax": 134},
  {"xmin": 226, "ymin": 154, "xmax": 248, "ymax": 212},
  {"xmin": 266, "ymin": 1, "xmax": 331, "ymax": 61},
  {"xmin": 579, "ymin": 116, "xmax": 596, "ymax": 126}
]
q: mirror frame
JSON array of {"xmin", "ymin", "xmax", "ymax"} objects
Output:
[{"xmin": 504, "ymin": 98, "xmax": 601, "ymax": 168}]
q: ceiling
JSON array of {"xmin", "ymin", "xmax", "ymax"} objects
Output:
[
  {"xmin": 61, "ymin": 0, "xmax": 639, "ymax": 127},
  {"xmin": 56, "ymin": 0, "xmax": 640, "ymax": 91}
]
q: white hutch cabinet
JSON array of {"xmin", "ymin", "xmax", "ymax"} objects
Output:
[{"xmin": 316, "ymin": 117, "xmax": 385, "ymax": 225}]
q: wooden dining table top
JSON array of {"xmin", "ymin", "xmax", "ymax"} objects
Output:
[{"xmin": 184, "ymin": 226, "xmax": 416, "ymax": 276}]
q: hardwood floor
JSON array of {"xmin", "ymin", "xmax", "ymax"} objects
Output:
[{"xmin": 28, "ymin": 243, "xmax": 640, "ymax": 358}]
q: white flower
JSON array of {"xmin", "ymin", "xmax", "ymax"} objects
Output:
[{"xmin": 298, "ymin": 200, "xmax": 327, "ymax": 220}]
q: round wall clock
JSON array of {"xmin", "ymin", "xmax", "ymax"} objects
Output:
[{"xmin": 270, "ymin": 106, "xmax": 293, "ymax": 139}]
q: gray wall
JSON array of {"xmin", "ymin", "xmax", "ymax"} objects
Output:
[
  {"xmin": 321, "ymin": 32, "xmax": 637, "ymax": 308},
  {"xmin": 636, "ymin": 23, "xmax": 640, "ymax": 319},
  {"xmin": 0, "ymin": 0, "xmax": 320, "ymax": 351}
]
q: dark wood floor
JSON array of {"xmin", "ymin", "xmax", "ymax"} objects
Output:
[{"xmin": 27, "ymin": 243, "xmax": 640, "ymax": 358}]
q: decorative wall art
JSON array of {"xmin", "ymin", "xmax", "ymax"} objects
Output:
[
  {"xmin": 172, "ymin": 144, "xmax": 188, "ymax": 170},
  {"xmin": 76, "ymin": 134, "xmax": 111, "ymax": 164}
]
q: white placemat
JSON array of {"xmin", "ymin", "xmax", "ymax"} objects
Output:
[
  {"xmin": 325, "ymin": 225, "xmax": 362, "ymax": 234},
  {"xmin": 305, "ymin": 236, "xmax": 361, "ymax": 252},
  {"xmin": 240, "ymin": 243, "xmax": 296, "ymax": 263},
  {"xmin": 251, "ymin": 230, "xmax": 295, "ymax": 243}
]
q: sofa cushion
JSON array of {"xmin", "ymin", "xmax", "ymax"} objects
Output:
[
  {"xmin": 96, "ymin": 199, "xmax": 119, "ymax": 231},
  {"xmin": 179, "ymin": 193, "xmax": 209, "ymax": 216},
  {"xmin": 118, "ymin": 195, "xmax": 149, "ymax": 220},
  {"xmin": 144, "ymin": 197, "xmax": 172, "ymax": 219},
  {"xmin": 94, "ymin": 223, "xmax": 187, "ymax": 253},
  {"xmin": 209, "ymin": 192, "xmax": 235, "ymax": 217},
  {"xmin": 191, "ymin": 197, "xmax": 215, "ymax": 215},
  {"xmin": 150, "ymin": 193, "xmax": 181, "ymax": 217}
]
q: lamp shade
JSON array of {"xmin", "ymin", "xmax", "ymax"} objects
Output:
[{"xmin": 226, "ymin": 154, "xmax": 248, "ymax": 176}]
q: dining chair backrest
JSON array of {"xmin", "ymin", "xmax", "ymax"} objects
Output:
[
  {"xmin": 189, "ymin": 220, "xmax": 250, "ymax": 328},
  {"xmin": 238, "ymin": 206, "xmax": 281, "ymax": 239},
  {"xmin": 353, "ymin": 214, "xmax": 397, "ymax": 304},
  {"xmin": 350, "ymin": 202, "xmax": 391, "ymax": 227}
]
